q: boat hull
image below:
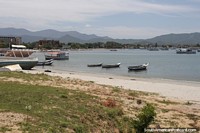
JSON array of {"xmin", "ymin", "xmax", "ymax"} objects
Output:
[
  {"xmin": 37, "ymin": 59, "xmax": 53, "ymax": 66},
  {"xmin": 87, "ymin": 63, "xmax": 102, "ymax": 67},
  {"xmin": 128, "ymin": 63, "xmax": 149, "ymax": 71},
  {"xmin": 128, "ymin": 66, "xmax": 147, "ymax": 71},
  {"xmin": 102, "ymin": 63, "xmax": 120, "ymax": 68},
  {"xmin": 45, "ymin": 51, "xmax": 69, "ymax": 60},
  {"xmin": 176, "ymin": 51, "xmax": 196, "ymax": 54},
  {"xmin": 0, "ymin": 57, "xmax": 38, "ymax": 70},
  {"xmin": 45, "ymin": 56, "xmax": 69, "ymax": 60},
  {"xmin": 176, "ymin": 49, "xmax": 196, "ymax": 54}
]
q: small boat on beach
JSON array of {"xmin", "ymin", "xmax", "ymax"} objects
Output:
[
  {"xmin": 128, "ymin": 63, "xmax": 149, "ymax": 71},
  {"xmin": 45, "ymin": 51, "xmax": 69, "ymax": 60},
  {"xmin": 0, "ymin": 48, "xmax": 38, "ymax": 70},
  {"xmin": 37, "ymin": 59, "xmax": 53, "ymax": 66},
  {"xmin": 102, "ymin": 63, "xmax": 120, "ymax": 68},
  {"xmin": 87, "ymin": 63, "xmax": 102, "ymax": 67}
]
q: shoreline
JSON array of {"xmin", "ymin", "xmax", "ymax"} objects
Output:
[
  {"xmin": 35, "ymin": 66, "xmax": 200, "ymax": 85},
  {"xmin": 24, "ymin": 68, "xmax": 200, "ymax": 103}
]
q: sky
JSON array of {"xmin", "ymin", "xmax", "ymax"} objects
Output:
[{"xmin": 0, "ymin": 0, "xmax": 200, "ymax": 39}]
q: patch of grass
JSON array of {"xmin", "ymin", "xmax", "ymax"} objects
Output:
[
  {"xmin": 106, "ymin": 108, "xmax": 123, "ymax": 118},
  {"xmin": 129, "ymin": 92, "xmax": 138, "ymax": 97},
  {"xmin": 0, "ymin": 81, "xmax": 90, "ymax": 132},
  {"xmin": 0, "ymin": 127, "xmax": 12, "ymax": 133},
  {"xmin": 133, "ymin": 104, "xmax": 156, "ymax": 133},
  {"xmin": 0, "ymin": 71, "xmax": 50, "ymax": 82},
  {"xmin": 0, "ymin": 77, "xmax": 133, "ymax": 132},
  {"xmin": 88, "ymin": 81, "xmax": 94, "ymax": 83},
  {"xmin": 128, "ymin": 90, "xmax": 153, "ymax": 97},
  {"xmin": 112, "ymin": 87, "xmax": 121, "ymax": 93}
]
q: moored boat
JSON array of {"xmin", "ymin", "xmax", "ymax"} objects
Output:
[
  {"xmin": 87, "ymin": 63, "xmax": 102, "ymax": 67},
  {"xmin": 37, "ymin": 59, "xmax": 53, "ymax": 66},
  {"xmin": 102, "ymin": 63, "xmax": 120, "ymax": 68},
  {"xmin": 160, "ymin": 47, "xmax": 169, "ymax": 50},
  {"xmin": 128, "ymin": 63, "xmax": 149, "ymax": 71},
  {"xmin": 0, "ymin": 57, "xmax": 38, "ymax": 70},
  {"xmin": 45, "ymin": 51, "xmax": 69, "ymax": 60},
  {"xmin": 176, "ymin": 48, "xmax": 196, "ymax": 54},
  {"xmin": 110, "ymin": 49, "xmax": 117, "ymax": 51},
  {"xmin": 147, "ymin": 47, "xmax": 159, "ymax": 51}
]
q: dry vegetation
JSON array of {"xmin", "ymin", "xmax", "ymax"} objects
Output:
[{"xmin": 0, "ymin": 71, "xmax": 199, "ymax": 132}]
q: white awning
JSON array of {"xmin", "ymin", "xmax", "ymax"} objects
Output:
[{"xmin": 12, "ymin": 45, "xmax": 26, "ymax": 49}]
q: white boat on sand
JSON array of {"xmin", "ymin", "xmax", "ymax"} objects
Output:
[{"xmin": 0, "ymin": 57, "xmax": 38, "ymax": 70}]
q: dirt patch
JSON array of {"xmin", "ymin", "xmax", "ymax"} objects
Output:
[{"xmin": 0, "ymin": 112, "xmax": 27, "ymax": 132}]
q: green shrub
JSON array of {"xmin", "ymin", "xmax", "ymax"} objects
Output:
[{"xmin": 133, "ymin": 104, "xmax": 156, "ymax": 133}]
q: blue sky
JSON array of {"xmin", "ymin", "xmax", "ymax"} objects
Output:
[{"xmin": 0, "ymin": 0, "xmax": 200, "ymax": 39}]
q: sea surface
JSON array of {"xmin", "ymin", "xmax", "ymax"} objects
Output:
[{"xmin": 32, "ymin": 49, "xmax": 200, "ymax": 82}]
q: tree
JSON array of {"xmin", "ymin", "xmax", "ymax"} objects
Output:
[{"xmin": 133, "ymin": 104, "xmax": 156, "ymax": 133}]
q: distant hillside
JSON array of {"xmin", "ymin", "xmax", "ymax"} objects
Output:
[
  {"xmin": 66, "ymin": 31, "xmax": 99, "ymax": 41},
  {"xmin": 0, "ymin": 28, "xmax": 200, "ymax": 45},
  {"xmin": 21, "ymin": 35, "xmax": 53, "ymax": 43},
  {"xmin": 147, "ymin": 33, "xmax": 200, "ymax": 45},
  {"xmin": 0, "ymin": 28, "xmax": 109, "ymax": 43},
  {"xmin": 0, "ymin": 28, "xmax": 31, "ymax": 36},
  {"xmin": 58, "ymin": 34, "xmax": 83, "ymax": 43}
]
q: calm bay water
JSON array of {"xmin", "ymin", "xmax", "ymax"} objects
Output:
[{"xmin": 33, "ymin": 49, "xmax": 200, "ymax": 82}]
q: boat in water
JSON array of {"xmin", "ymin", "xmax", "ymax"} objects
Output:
[
  {"xmin": 102, "ymin": 63, "xmax": 120, "ymax": 68},
  {"xmin": 45, "ymin": 51, "xmax": 69, "ymax": 60},
  {"xmin": 110, "ymin": 49, "xmax": 117, "ymax": 51},
  {"xmin": 147, "ymin": 47, "xmax": 159, "ymax": 51},
  {"xmin": 0, "ymin": 57, "xmax": 38, "ymax": 70},
  {"xmin": 37, "ymin": 59, "xmax": 53, "ymax": 66},
  {"xmin": 87, "ymin": 63, "xmax": 102, "ymax": 67},
  {"xmin": 176, "ymin": 49, "xmax": 196, "ymax": 54},
  {"xmin": 128, "ymin": 63, "xmax": 149, "ymax": 71}
]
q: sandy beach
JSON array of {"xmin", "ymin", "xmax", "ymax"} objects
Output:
[
  {"xmin": 1, "ymin": 68, "xmax": 200, "ymax": 131},
  {"xmin": 24, "ymin": 68, "xmax": 200, "ymax": 103}
]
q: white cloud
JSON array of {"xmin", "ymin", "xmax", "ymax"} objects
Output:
[
  {"xmin": 0, "ymin": 0, "xmax": 199, "ymax": 38},
  {"xmin": 85, "ymin": 24, "xmax": 91, "ymax": 28},
  {"xmin": 0, "ymin": 0, "xmax": 198, "ymax": 23}
]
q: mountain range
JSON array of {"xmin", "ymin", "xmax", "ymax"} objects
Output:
[{"xmin": 0, "ymin": 28, "xmax": 200, "ymax": 45}]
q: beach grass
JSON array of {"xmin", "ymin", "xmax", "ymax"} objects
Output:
[
  {"xmin": 0, "ymin": 72, "xmax": 134, "ymax": 132},
  {"xmin": 0, "ymin": 71, "xmax": 199, "ymax": 132},
  {"xmin": 0, "ymin": 71, "xmax": 50, "ymax": 82}
]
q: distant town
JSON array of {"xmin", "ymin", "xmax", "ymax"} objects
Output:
[{"xmin": 0, "ymin": 36, "xmax": 200, "ymax": 51}]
